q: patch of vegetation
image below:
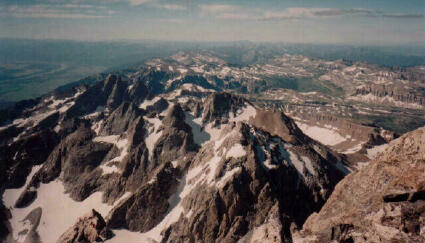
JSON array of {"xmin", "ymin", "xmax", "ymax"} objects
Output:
[
  {"xmin": 257, "ymin": 76, "xmax": 343, "ymax": 96},
  {"xmin": 319, "ymin": 80, "xmax": 345, "ymax": 96},
  {"xmin": 367, "ymin": 114, "xmax": 425, "ymax": 134},
  {"xmin": 265, "ymin": 76, "xmax": 299, "ymax": 90}
]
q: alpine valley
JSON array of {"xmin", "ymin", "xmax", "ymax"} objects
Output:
[{"xmin": 1, "ymin": 51, "xmax": 424, "ymax": 243}]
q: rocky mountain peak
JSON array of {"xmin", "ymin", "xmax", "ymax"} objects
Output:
[
  {"xmin": 201, "ymin": 92, "xmax": 250, "ymax": 125},
  {"xmin": 98, "ymin": 101, "xmax": 142, "ymax": 136},
  {"xmin": 250, "ymin": 109, "xmax": 303, "ymax": 144}
]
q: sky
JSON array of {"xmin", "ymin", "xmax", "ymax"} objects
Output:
[{"xmin": 0, "ymin": 0, "xmax": 424, "ymax": 45}]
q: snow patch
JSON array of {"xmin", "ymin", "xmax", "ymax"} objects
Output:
[
  {"xmin": 144, "ymin": 117, "xmax": 164, "ymax": 158},
  {"xmin": 177, "ymin": 68, "xmax": 187, "ymax": 74},
  {"xmin": 3, "ymin": 165, "xmax": 42, "ymax": 208},
  {"xmin": 202, "ymin": 122, "xmax": 225, "ymax": 142},
  {"xmin": 184, "ymin": 112, "xmax": 210, "ymax": 145},
  {"xmin": 342, "ymin": 142, "xmax": 365, "ymax": 154},
  {"xmin": 296, "ymin": 122, "xmax": 348, "ymax": 146},
  {"xmin": 5, "ymin": 179, "xmax": 118, "ymax": 243},
  {"xmin": 230, "ymin": 105, "xmax": 257, "ymax": 123},
  {"xmin": 279, "ymin": 144, "xmax": 316, "ymax": 179},
  {"xmin": 93, "ymin": 135, "xmax": 129, "ymax": 175},
  {"xmin": 93, "ymin": 135, "xmax": 120, "ymax": 144},
  {"xmin": 139, "ymin": 97, "xmax": 161, "ymax": 110},
  {"xmin": 226, "ymin": 144, "xmax": 246, "ymax": 159},
  {"xmin": 14, "ymin": 110, "xmax": 57, "ymax": 129},
  {"xmin": 190, "ymin": 66, "xmax": 204, "ymax": 73}
]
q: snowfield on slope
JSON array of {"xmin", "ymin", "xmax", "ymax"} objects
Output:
[
  {"xmin": 295, "ymin": 122, "xmax": 348, "ymax": 146},
  {"xmin": 3, "ymin": 176, "xmax": 129, "ymax": 243}
]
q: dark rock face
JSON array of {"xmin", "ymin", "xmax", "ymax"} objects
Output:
[
  {"xmin": 135, "ymin": 68, "xmax": 169, "ymax": 95},
  {"xmin": 65, "ymin": 74, "xmax": 128, "ymax": 119},
  {"xmin": 0, "ymin": 129, "xmax": 59, "ymax": 189},
  {"xmin": 57, "ymin": 209, "xmax": 113, "ymax": 243},
  {"xmin": 144, "ymin": 97, "xmax": 169, "ymax": 115},
  {"xmin": 0, "ymin": 126, "xmax": 24, "ymax": 147},
  {"xmin": 118, "ymin": 142, "xmax": 149, "ymax": 190},
  {"xmin": 104, "ymin": 104, "xmax": 199, "ymax": 232},
  {"xmin": 107, "ymin": 163, "xmax": 178, "ymax": 232},
  {"xmin": 99, "ymin": 102, "xmax": 143, "ymax": 136},
  {"xmin": 153, "ymin": 104, "xmax": 198, "ymax": 164},
  {"xmin": 202, "ymin": 92, "xmax": 248, "ymax": 125},
  {"xmin": 127, "ymin": 79, "xmax": 149, "ymax": 104},
  {"xmin": 0, "ymin": 203, "xmax": 10, "ymax": 240},
  {"xmin": 34, "ymin": 112, "xmax": 60, "ymax": 131},
  {"xmin": 0, "ymin": 98, "xmax": 41, "ymax": 127}
]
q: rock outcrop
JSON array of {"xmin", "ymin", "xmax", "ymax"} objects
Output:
[
  {"xmin": 294, "ymin": 126, "xmax": 425, "ymax": 243},
  {"xmin": 57, "ymin": 209, "xmax": 112, "ymax": 243},
  {"xmin": 353, "ymin": 83, "xmax": 424, "ymax": 107}
]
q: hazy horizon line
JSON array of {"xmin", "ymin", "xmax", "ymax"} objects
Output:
[{"xmin": 1, "ymin": 36, "xmax": 425, "ymax": 48}]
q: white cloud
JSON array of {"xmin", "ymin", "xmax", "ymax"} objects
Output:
[
  {"xmin": 0, "ymin": 4, "xmax": 110, "ymax": 19},
  {"xmin": 198, "ymin": 3, "xmax": 258, "ymax": 20},
  {"xmin": 216, "ymin": 12, "xmax": 253, "ymax": 20},
  {"xmin": 382, "ymin": 13, "xmax": 424, "ymax": 18},
  {"xmin": 262, "ymin": 8, "xmax": 352, "ymax": 20},
  {"xmin": 154, "ymin": 4, "xmax": 186, "ymax": 11},
  {"xmin": 199, "ymin": 4, "xmax": 236, "ymax": 14},
  {"xmin": 128, "ymin": 0, "xmax": 154, "ymax": 6},
  {"xmin": 126, "ymin": 0, "xmax": 186, "ymax": 11},
  {"xmin": 196, "ymin": 5, "xmax": 423, "ymax": 21},
  {"xmin": 261, "ymin": 8, "xmax": 424, "ymax": 21},
  {"xmin": 62, "ymin": 4, "xmax": 93, "ymax": 9}
]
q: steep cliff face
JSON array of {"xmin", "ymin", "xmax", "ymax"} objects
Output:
[
  {"xmin": 293, "ymin": 126, "xmax": 425, "ymax": 243},
  {"xmin": 353, "ymin": 83, "xmax": 424, "ymax": 107},
  {"xmin": 160, "ymin": 116, "xmax": 345, "ymax": 243}
]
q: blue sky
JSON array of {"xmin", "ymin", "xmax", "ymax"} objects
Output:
[{"xmin": 0, "ymin": 0, "xmax": 424, "ymax": 45}]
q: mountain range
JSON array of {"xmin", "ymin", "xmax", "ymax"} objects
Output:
[{"xmin": 0, "ymin": 51, "xmax": 424, "ymax": 243}]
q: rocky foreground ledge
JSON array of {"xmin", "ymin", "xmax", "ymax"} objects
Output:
[{"xmin": 293, "ymin": 127, "xmax": 425, "ymax": 243}]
